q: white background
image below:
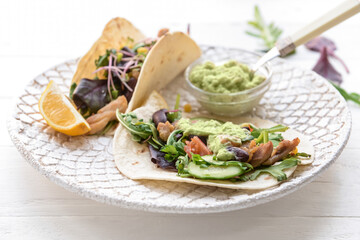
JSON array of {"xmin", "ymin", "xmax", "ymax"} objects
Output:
[{"xmin": 1, "ymin": 0, "xmax": 360, "ymax": 239}]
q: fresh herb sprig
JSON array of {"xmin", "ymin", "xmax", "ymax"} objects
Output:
[{"xmin": 246, "ymin": 6, "xmax": 283, "ymax": 51}]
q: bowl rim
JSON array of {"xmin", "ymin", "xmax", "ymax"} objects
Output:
[{"xmin": 184, "ymin": 50, "xmax": 273, "ymax": 97}]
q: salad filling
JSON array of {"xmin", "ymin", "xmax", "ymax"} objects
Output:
[
  {"xmin": 116, "ymin": 99, "xmax": 311, "ymax": 182},
  {"xmin": 70, "ymin": 29, "xmax": 167, "ymax": 135}
]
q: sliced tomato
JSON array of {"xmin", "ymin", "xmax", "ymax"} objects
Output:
[{"xmin": 184, "ymin": 136, "xmax": 212, "ymax": 157}]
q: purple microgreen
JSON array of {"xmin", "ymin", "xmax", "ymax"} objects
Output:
[
  {"xmin": 187, "ymin": 23, "xmax": 190, "ymax": 35},
  {"xmin": 122, "ymin": 60, "xmax": 135, "ymax": 80},
  {"xmin": 107, "ymin": 54, "xmax": 113, "ymax": 100},
  {"xmin": 109, "ymin": 54, "xmax": 117, "ymax": 90},
  {"xmin": 312, "ymin": 47, "xmax": 342, "ymax": 84},
  {"xmin": 305, "ymin": 36, "xmax": 349, "ymax": 73},
  {"xmin": 112, "ymin": 68, "xmax": 133, "ymax": 92}
]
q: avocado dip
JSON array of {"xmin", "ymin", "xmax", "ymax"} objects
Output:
[
  {"xmin": 189, "ymin": 60, "xmax": 266, "ymax": 93},
  {"xmin": 176, "ymin": 118, "xmax": 253, "ymax": 161}
]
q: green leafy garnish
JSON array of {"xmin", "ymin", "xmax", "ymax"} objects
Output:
[
  {"xmin": 95, "ymin": 49, "xmax": 117, "ymax": 69},
  {"xmin": 176, "ymin": 155, "xmax": 191, "ymax": 177},
  {"xmin": 116, "ymin": 111, "xmax": 163, "ymax": 149},
  {"xmin": 160, "ymin": 130, "xmax": 186, "ymax": 162},
  {"xmin": 240, "ymin": 157, "xmax": 299, "ymax": 182},
  {"xmin": 268, "ymin": 133, "xmax": 284, "ymax": 147},
  {"xmin": 246, "ymin": 6, "xmax": 283, "ymax": 50},
  {"xmin": 161, "ymin": 143, "xmax": 186, "ymax": 162},
  {"xmin": 331, "ymin": 82, "xmax": 360, "ymax": 106}
]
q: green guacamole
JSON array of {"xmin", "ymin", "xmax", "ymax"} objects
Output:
[
  {"xmin": 177, "ymin": 118, "xmax": 252, "ymax": 161},
  {"xmin": 189, "ymin": 60, "xmax": 265, "ymax": 94}
]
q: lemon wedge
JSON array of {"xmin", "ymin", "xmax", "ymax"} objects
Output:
[{"xmin": 38, "ymin": 80, "xmax": 90, "ymax": 136}]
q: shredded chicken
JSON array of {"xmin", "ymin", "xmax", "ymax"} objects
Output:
[
  {"xmin": 249, "ymin": 141, "xmax": 274, "ymax": 167},
  {"xmin": 157, "ymin": 28, "xmax": 169, "ymax": 38},
  {"xmin": 157, "ymin": 121, "xmax": 174, "ymax": 141},
  {"xmin": 86, "ymin": 95, "xmax": 128, "ymax": 134},
  {"xmin": 262, "ymin": 138, "xmax": 300, "ymax": 165}
]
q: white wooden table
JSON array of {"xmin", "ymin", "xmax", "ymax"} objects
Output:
[{"xmin": 1, "ymin": 0, "xmax": 360, "ymax": 239}]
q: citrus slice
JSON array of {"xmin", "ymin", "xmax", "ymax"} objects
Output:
[{"xmin": 38, "ymin": 80, "xmax": 90, "ymax": 136}]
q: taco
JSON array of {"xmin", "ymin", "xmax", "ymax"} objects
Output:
[
  {"xmin": 69, "ymin": 18, "xmax": 201, "ymax": 134},
  {"xmin": 113, "ymin": 91, "xmax": 314, "ymax": 190}
]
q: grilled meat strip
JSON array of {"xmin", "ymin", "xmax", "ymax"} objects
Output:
[
  {"xmin": 262, "ymin": 138, "xmax": 300, "ymax": 165},
  {"xmin": 86, "ymin": 95, "xmax": 128, "ymax": 134}
]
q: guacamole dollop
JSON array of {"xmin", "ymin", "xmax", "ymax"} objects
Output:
[
  {"xmin": 177, "ymin": 118, "xmax": 253, "ymax": 161},
  {"xmin": 189, "ymin": 60, "xmax": 265, "ymax": 93}
]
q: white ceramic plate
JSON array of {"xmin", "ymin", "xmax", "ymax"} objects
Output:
[{"xmin": 8, "ymin": 46, "xmax": 351, "ymax": 213}]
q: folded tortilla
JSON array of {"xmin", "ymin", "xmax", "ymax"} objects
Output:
[
  {"xmin": 113, "ymin": 92, "xmax": 314, "ymax": 190},
  {"xmin": 72, "ymin": 17, "xmax": 201, "ymax": 113}
]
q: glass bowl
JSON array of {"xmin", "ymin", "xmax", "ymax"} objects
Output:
[{"xmin": 184, "ymin": 49, "xmax": 272, "ymax": 116}]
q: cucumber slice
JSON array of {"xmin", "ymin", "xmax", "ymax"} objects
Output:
[{"xmin": 188, "ymin": 162, "xmax": 243, "ymax": 180}]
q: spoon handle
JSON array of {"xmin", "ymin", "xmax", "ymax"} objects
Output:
[{"xmin": 276, "ymin": 0, "xmax": 360, "ymax": 56}]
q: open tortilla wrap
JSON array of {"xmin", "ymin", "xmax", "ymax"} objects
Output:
[{"xmin": 113, "ymin": 92, "xmax": 314, "ymax": 190}]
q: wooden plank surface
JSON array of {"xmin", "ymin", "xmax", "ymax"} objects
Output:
[{"xmin": 1, "ymin": 0, "xmax": 360, "ymax": 239}]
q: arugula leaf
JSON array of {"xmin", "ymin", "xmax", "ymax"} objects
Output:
[
  {"xmin": 176, "ymin": 155, "xmax": 191, "ymax": 177},
  {"xmin": 161, "ymin": 142, "xmax": 186, "ymax": 162},
  {"xmin": 95, "ymin": 49, "xmax": 117, "ymax": 69},
  {"xmin": 116, "ymin": 111, "xmax": 163, "ymax": 149},
  {"xmin": 240, "ymin": 157, "xmax": 299, "ymax": 182},
  {"xmin": 246, "ymin": 6, "xmax": 283, "ymax": 50},
  {"xmin": 166, "ymin": 129, "xmax": 183, "ymax": 145},
  {"xmin": 161, "ymin": 129, "xmax": 186, "ymax": 162},
  {"xmin": 331, "ymin": 82, "xmax": 360, "ymax": 106},
  {"xmin": 269, "ymin": 133, "xmax": 284, "ymax": 147}
]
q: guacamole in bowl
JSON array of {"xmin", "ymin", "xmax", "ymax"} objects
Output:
[{"xmin": 185, "ymin": 53, "xmax": 272, "ymax": 116}]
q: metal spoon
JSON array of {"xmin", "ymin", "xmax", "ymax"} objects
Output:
[{"xmin": 251, "ymin": 0, "xmax": 360, "ymax": 75}]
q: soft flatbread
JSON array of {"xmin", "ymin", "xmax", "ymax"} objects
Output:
[
  {"xmin": 126, "ymin": 32, "xmax": 202, "ymax": 111},
  {"xmin": 113, "ymin": 92, "xmax": 314, "ymax": 190}
]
